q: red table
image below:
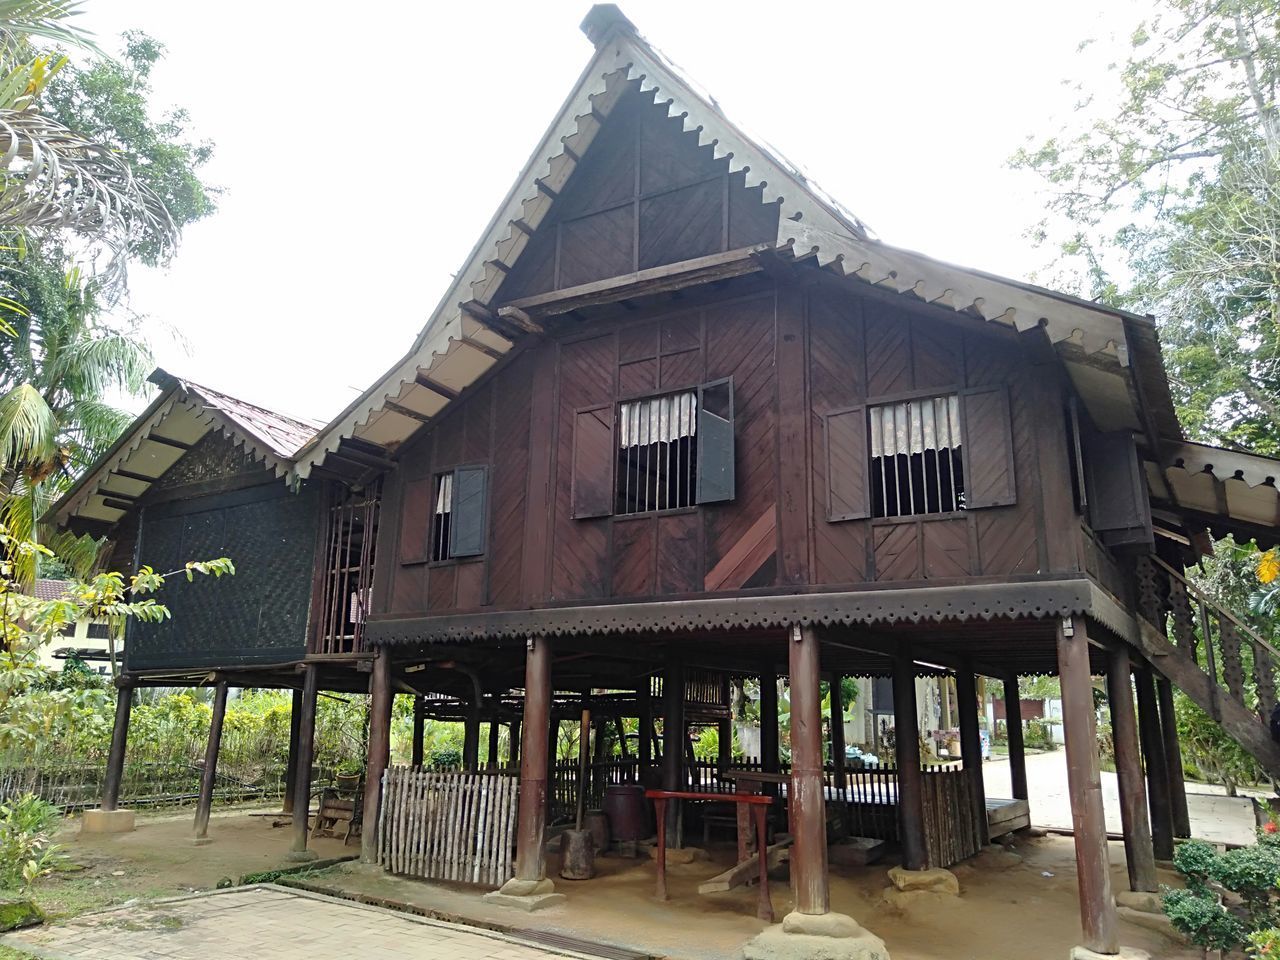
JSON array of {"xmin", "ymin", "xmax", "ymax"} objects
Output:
[{"xmin": 644, "ymin": 789, "xmax": 775, "ymax": 921}]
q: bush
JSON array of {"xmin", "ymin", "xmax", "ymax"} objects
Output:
[
  {"xmin": 0, "ymin": 795, "xmax": 61, "ymax": 889},
  {"xmin": 1163, "ymin": 835, "xmax": 1280, "ymax": 953}
]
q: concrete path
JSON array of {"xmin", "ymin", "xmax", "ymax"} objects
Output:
[
  {"xmin": 4, "ymin": 885, "xmax": 587, "ymax": 960},
  {"xmin": 985, "ymin": 749, "xmax": 1262, "ymax": 845}
]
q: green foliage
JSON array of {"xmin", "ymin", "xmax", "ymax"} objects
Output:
[
  {"xmin": 1176, "ymin": 690, "xmax": 1265, "ymax": 795},
  {"xmin": 0, "ymin": 795, "xmax": 60, "ymax": 889},
  {"xmin": 1164, "ymin": 835, "xmax": 1280, "ymax": 953},
  {"xmin": 1249, "ymin": 926, "xmax": 1280, "ymax": 958}
]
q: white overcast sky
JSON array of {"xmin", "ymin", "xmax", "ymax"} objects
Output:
[{"xmin": 81, "ymin": 0, "xmax": 1150, "ymax": 424}]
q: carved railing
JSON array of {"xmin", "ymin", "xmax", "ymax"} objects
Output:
[{"xmin": 1137, "ymin": 555, "xmax": 1280, "ymax": 724}]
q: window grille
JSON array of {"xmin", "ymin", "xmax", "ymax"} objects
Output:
[
  {"xmin": 431, "ymin": 472, "xmax": 453, "ymax": 562},
  {"xmin": 616, "ymin": 390, "xmax": 698, "ymax": 515},
  {"xmin": 314, "ymin": 480, "xmax": 381, "ymax": 655},
  {"xmin": 86, "ymin": 622, "xmax": 110, "ymax": 640},
  {"xmin": 869, "ymin": 394, "xmax": 965, "ymax": 518}
]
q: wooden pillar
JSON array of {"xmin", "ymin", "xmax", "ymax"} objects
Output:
[
  {"xmin": 956, "ymin": 662, "xmax": 989, "ymax": 844},
  {"xmin": 789, "ymin": 625, "xmax": 830, "ymax": 915},
  {"xmin": 1156, "ymin": 675, "xmax": 1191, "ymax": 838},
  {"xmin": 829, "ymin": 673, "xmax": 847, "ymax": 791},
  {"xmin": 1003, "ymin": 674, "xmax": 1028, "ymax": 802},
  {"xmin": 101, "ymin": 682, "xmax": 133, "ymax": 811},
  {"xmin": 717, "ymin": 674, "xmax": 733, "ymax": 773},
  {"xmin": 411, "ymin": 695, "xmax": 425, "ymax": 768},
  {"xmin": 637, "ymin": 674, "xmax": 653, "ymax": 774},
  {"xmin": 193, "ymin": 680, "xmax": 229, "ymax": 842},
  {"xmin": 615, "ymin": 716, "xmax": 630, "ymax": 758},
  {"xmin": 289, "ymin": 664, "xmax": 319, "ymax": 859},
  {"xmin": 1106, "ymin": 646, "xmax": 1158, "ymax": 893},
  {"xmin": 283, "ymin": 688, "xmax": 303, "ymax": 814},
  {"xmin": 1057, "ymin": 616, "xmax": 1118, "ymax": 955},
  {"xmin": 360, "ymin": 650, "xmax": 393, "ymax": 864},
  {"xmin": 576, "ymin": 702, "xmax": 592, "ymax": 829},
  {"xmin": 1135, "ymin": 668, "xmax": 1174, "ymax": 860},
  {"xmin": 760, "ymin": 666, "xmax": 779, "ymax": 773},
  {"xmin": 509, "ymin": 719, "xmax": 521, "ymax": 769},
  {"xmin": 893, "ymin": 648, "xmax": 927, "ymax": 870},
  {"xmin": 488, "ymin": 718, "xmax": 501, "ymax": 769},
  {"xmin": 463, "ymin": 697, "xmax": 481, "ymax": 774},
  {"xmin": 662, "ymin": 659, "xmax": 685, "ymax": 844},
  {"xmin": 514, "ymin": 636, "xmax": 552, "ymax": 884}
]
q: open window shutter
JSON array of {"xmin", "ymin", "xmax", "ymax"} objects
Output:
[
  {"xmin": 960, "ymin": 385, "xmax": 1017, "ymax": 508},
  {"xmin": 825, "ymin": 406, "xmax": 869, "ymax": 521},
  {"xmin": 1081, "ymin": 429, "xmax": 1153, "ymax": 547},
  {"xmin": 449, "ymin": 465, "xmax": 488, "ymax": 557},
  {"xmin": 696, "ymin": 378, "xmax": 735, "ymax": 504},
  {"xmin": 398, "ymin": 476, "xmax": 432, "ymax": 563},
  {"xmin": 571, "ymin": 404, "xmax": 614, "ymax": 519}
]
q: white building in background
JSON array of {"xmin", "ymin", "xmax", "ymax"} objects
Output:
[{"xmin": 30, "ymin": 579, "xmax": 118, "ymax": 675}]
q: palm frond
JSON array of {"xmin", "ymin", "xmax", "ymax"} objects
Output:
[
  {"xmin": 0, "ymin": 107, "xmax": 177, "ymax": 293},
  {"xmin": 0, "ymin": 379, "xmax": 53, "ymax": 473},
  {"xmin": 0, "ymin": 1, "xmax": 101, "ymax": 66},
  {"xmin": 48, "ymin": 328, "xmax": 151, "ymax": 398},
  {"xmin": 61, "ymin": 395, "xmax": 132, "ymax": 465}
]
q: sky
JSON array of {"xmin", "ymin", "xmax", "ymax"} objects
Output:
[{"xmin": 80, "ymin": 0, "xmax": 1151, "ymax": 424}]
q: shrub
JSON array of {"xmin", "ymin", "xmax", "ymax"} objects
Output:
[
  {"xmin": 1163, "ymin": 834, "xmax": 1280, "ymax": 953},
  {"xmin": 0, "ymin": 795, "xmax": 61, "ymax": 889}
]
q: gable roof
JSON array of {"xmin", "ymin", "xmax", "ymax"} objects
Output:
[{"xmin": 46, "ymin": 369, "xmax": 318, "ymax": 534}]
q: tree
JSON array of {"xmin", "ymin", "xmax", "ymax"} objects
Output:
[
  {"xmin": 0, "ymin": 27, "xmax": 216, "ymax": 584},
  {"xmin": 1011, "ymin": 0, "xmax": 1280, "ymax": 453}
]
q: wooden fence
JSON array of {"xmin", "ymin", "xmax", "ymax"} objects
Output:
[
  {"xmin": 922, "ymin": 766, "xmax": 983, "ymax": 868},
  {"xmin": 378, "ymin": 767, "xmax": 518, "ymax": 887}
]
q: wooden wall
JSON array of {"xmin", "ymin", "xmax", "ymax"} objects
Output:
[{"xmin": 373, "ymin": 280, "xmax": 1085, "ymax": 619}]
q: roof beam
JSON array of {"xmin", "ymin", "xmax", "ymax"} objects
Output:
[
  {"xmin": 496, "ymin": 305, "xmax": 544, "ymax": 335},
  {"xmin": 414, "ymin": 373, "xmax": 459, "ymax": 401},
  {"xmin": 96, "ymin": 487, "xmax": 139, "ymax": 502},
  {"xmin": 383, "ymin": 401, "xmax": 432, "ymax": 425},
  {"xmin": 504, "ymin": 243, "xmax": 770, "ymax": 319},
  {"xmin": 460, "ymin": 335, "xmax": 505, "ymax": 361},
  {"xmin": 101, "ymin": 497, "xmax": 134, "ymax": 512},
  {"xmin": 329, "ymin": 448, "xmax": 397, "ymax": 473},
  {"xmin": 146, "ymin": 434, "xmax": 192, "ymax": 451},
  {"xmin": 112, "ymin": 468, "xmax": 161, "ymax": 483},
  {"xmin": 458, "ymin": 299, "xmax": 525, "ymax": 341}
]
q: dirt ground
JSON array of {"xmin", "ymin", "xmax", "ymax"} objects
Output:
[{"xmin": 19, "ymin": 808, "xmax": 1197, "ymax": 960}]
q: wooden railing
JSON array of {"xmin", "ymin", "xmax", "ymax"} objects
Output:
[{"xmin": 1139, "ymin": 555, "xmax": 1280, "ymax": 723}]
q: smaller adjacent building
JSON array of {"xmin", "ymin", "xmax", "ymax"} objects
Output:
[{"xmin": 29, "ymin": 578, "xmax": 115, "ymax": 675}]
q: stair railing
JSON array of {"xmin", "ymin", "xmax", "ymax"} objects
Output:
[{"xmin": 1139, "ymin": 555, "xmax": 1280, "ymax": 724}]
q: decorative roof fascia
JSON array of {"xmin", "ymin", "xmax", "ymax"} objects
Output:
[{"xmin": 1165, "ymin": 439, "xmax": 1280, "ymax": 490}]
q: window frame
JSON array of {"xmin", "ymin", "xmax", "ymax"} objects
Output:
[
  {"xmin": 426, "ymin": 464, "xmax": 489, "ymax": 566},
  {"xmin": 614, "ymin": 387, "xmax": 701, "ymax": 518},
  {"xmin": 865, "ymin": 388, "xmax": 966, "ymax": 522}
]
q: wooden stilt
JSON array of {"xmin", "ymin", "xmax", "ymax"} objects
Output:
[
  {"xmin": 638, "ymin": 673, "xmax": 653, "ymax": 775},
  {"xmin": 788, "ymin": 624, "xmax": 830, "ymax": 916},
  {"xmin": 893, "ymin": 647, "xmax": 927, "ymax": 870},
  {"xmin": 193, "ymin": 680, "xmax": 229, "ymax": 841},
  {"xmin": 509, "ymin": 719, "xmax": 521, "ymax": 768},
  {"xmin": 576, "ymin": 702, "xmax": 591, "ymax": 830},
  {"xmin": 1107, "ymin": 646, "xmax": 1157, "ymax": 893},
  {"xmin": 515, "ymin": 636, "xmax": 552, "ymax": 882},
  {"xmin": 1057, "ymin": 616, "xmax": 1118, "ymax": 955},
  {"xmin": 662, "ymin": 658, "xmax": 685, "ymax": 845},
  {"xmin": 1157, "ymin": 675, "xmax": 1191, "ymax": 838},
  {"xmin": 1003, "ymin": 673, "xmax": 1028, "ymax": 802},
  {"xmin": 488, "ymin": 718, "xmax": 501, "ymax": 769},
  {"xmin": 283, "ymin": 688, "xmax": 303, "ymax": 814},
  {"xmin": 829, "ymin": 672, "xmax": 847, "ymax": 791},
  {"xmin": 463, "ymin": 697, "xmax": 481, "ymax": 773},
  {"xmin": 411, "ymin": 695, "xmax": 425, "ymax": 768},
  {"xmin": 760, "ymin": 666, "xmax": 779, "ymax": 775},
  {"xmin": 1135, "ymin": 666, "xmax": 1174, "ymax": 860},
  {"xmin": 289, "ymin": 664, "xmax": 319, "ymax": 858},
  {"xmin": 615, "ymin": 715, "xmax": 630, "ymax": 758},
  {"xmin": 101, "ymin": 682, "xmax": 133, "ymax": 811},
  {"xmin": 360, "ymin": 650, "xmax": 393, "ymax": 864},
  {"xmin": 956, "ymin": 661, "xmax": 989, "ymax": 844}
]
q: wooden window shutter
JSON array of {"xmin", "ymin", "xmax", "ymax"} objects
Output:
[
  {"xmin": 571, "ymin": 404, "xmax": 614, "ymax": 519},
  {"xmin": 824, "ymin": 406, "xmax": 869, "ymax": 521},
  {"xmin": 398, "ymin": 476, "xmax": 432, "ymax": 563},
  {"xmin": 449, "ymin": 465, "xmax": 488, "ymax": 557},
  {"xmin": 960, "ymin": 384, "xmax": 1017, "ymax": 508},
  {"xmin": 696, "ymin": 377, "xmax": 735, "ymax": 504}
]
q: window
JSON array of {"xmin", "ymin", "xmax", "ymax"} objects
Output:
[
  {"xmin": 86, "ymin": 622, "xmax": 111, "ymax": 640},
  {"xmin": 430, "ymin": 472, "xmax": 453, "ymax": 562},
  {"xmin": 616, "ymin": 390, "xmax": 697, "ymax": 515},
  {"xmin": 869, "ymin": 394, "xmax": 965, "ymax": 518}
]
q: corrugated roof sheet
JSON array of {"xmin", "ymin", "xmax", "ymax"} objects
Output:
[{"xmin": 160, "ymin": 373, "xmax": 319, "ymax": 460}]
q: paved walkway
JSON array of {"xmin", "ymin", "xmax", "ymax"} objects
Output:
[
  {"xmin": 985, "ymin": 748, "xmax": 1261, "ymax": 845},
  {"xmin": 4, "ymin": 885, "xmax": 584, "ymax": 960}
]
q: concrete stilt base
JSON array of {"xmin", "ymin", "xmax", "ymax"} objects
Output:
[
  {"xmin": 1068, "ymin": 947, "xmax": 1151, "ymax": 960},
  {"xmin": 482, "ymin": 877, "xmax": 566, "ymax": 912},
  {"xmin": 192, "ymin": 837, "xmax": 213, "ymax": 846},
  {"xmin": 1114, "ymin": 890, "xmax": 1162, "ymax": 914},
  {"xmin": 743, "ymin": 912, "xmax": 890, "ymax": 960},
  {"xmin": 284, "ymin": 849, "xmax": 318, "ymax": 863},
  {"xmin": 79, "ymin": 809, "xmax": 135, "ymax": 834}
]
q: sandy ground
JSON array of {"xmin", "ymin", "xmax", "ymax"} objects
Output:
[
  {"xmin": 296, "ymin": 835, "xmax": 1195, "ymax": 960},
  {"xmin": 988, "ymin": 749, "xmax": 1262, "ymax": 845}
]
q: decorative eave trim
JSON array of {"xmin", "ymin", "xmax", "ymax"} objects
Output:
[
  {"xmin": 774, "ymin": 222, "xmax": 1132, "ymax": 360},
  {"xmin": 173, "ymin": 394, "xmax": 296, "ymax": 482},
  {"xmin": 364, "ymin": 579, "xmax": 1098, "ymax": 645},
  {"xmin": 1164, "ymin": 439, "xmax": 1280, "ymax": 491}
]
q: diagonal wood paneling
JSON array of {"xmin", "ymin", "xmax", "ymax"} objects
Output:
[
  {"xmin": 874, "ymin": 523, "xmax": 920, "ymax": 582},
  {"xmin": 922, "ymin": 519, "xmax": 971, "ymax": 578},
  {"xmin": 864, "ymin": 301, "xmax": 912, "ymax": 397},
  {"xmin": 659, "ymin": 348, "xmax": 702, "ymax": 392},
  {"xmin": 638, "ymin": 178, "xmax": 724, "ymax": 270},
  {"xmin": 560, "ymin": 206, "xmax": 635, "ymax": 288},
  {"xmin": 489, "ymin": 355, "xmax": 533, "ymax": 607},
  {"xmin": 612, "ymin": 518, "xmax": 656, "ymax": 597},
  {"xmin": 657, "ymin": 512, "xmax": 699, "ymax": 595},
  {"xmin": 911, "ymin": 318, "xmax": 962, "ymax": 390}
]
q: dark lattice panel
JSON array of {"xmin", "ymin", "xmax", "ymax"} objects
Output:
[
  {"xmin": 126, "ymin": 484, "xmax": 319, "ymax": 669},
  {"xmin": 151, "ymin": 430, "xmax": 260, "ymax": 491}
]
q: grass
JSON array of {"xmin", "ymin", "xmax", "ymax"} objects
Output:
[{"xmin": 0, "ymin": 947, "xmax": 39, "ymax": 959}]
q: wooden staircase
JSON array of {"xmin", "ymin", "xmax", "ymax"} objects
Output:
[{"xmin": 1133, "ymin": 556, "xmax": 1280, "ymax": 780}]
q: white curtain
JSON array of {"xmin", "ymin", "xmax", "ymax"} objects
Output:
[
  {"xmin": 619, "ymin": 390, "xmax": 697, "ymax": 449},
  {"xmin": 434, "ymin": 471, "xmax": 453, "ymax": 514},
  {"xmin": 869, "ymin": 395, "xmax": 961, "ymax": 457}
]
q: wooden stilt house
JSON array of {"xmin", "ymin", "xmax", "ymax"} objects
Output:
[{"xmin": 51, "ymin": 6, "xmax": 1280, "ymax": 956}]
